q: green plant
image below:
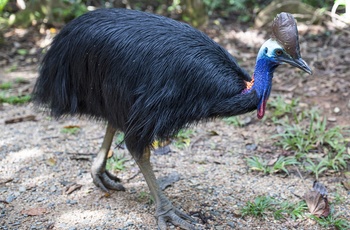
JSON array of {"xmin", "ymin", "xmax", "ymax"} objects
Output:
[
  {"xmin": 0, "ymin": 94, "xmax": 31, "ymax": 104},
  {"xmin": 311, "ymin": 213, "xmax": 350, "ymax": 230},
  {"xmin": 173, "ymin": 129, "xmax": 193, "ymax": 149},
  {"xmin": 138, "ymin": 191, "xmax": 154, "ymax": 204},
  {"xmin": 241, "ymin": 196, "xmax": 275, "ymax": 217},
  {"xmin": 223, "ymin": 116, "xmax": 243, "ymax": 127},
  {"xmin": 305, "ymin": 158, "xmax": 327, "ymax": 180},
  {"xmin": 322, "ymin": 147, "xmax": 349, "ymax": 171},
  {"xmin": 274, "ymin": 110, "xmax": 345, "ymax": 156},
  {"xmin": 0, "ymin": 0, "xmax": 8, "ymax": 12},
  {"xmin": 246, "ymin": 156, "xmax": 270, "ymax": 174},
  {"xmin": 0, "ymin": 81, "xmax": 12, "ymax": 90},
  {"xmin": 106, "ymin": 153, "xmax": 127, "ymax": 171},
  {"xmin": 247, "ymin": 156, "xmax": 298, "ymax": 175},
  {"xmin": 273, "ymin": 200, "xmax": 308, "ymax": 220},
  {"xmin": 61, "ymin": 126, "xmax": 80, "ymax": 135},
  {"xmin": 272, "ymin": 156, "xmax": 299, "ymax": 174},
  {"xmin": 268, "ymin": 96, "xmax": 299, "ymax": 119}
]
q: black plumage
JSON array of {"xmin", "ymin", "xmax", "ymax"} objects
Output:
[{"xmin": 33, "ymin": 8, "xmax": 259, "ymax": 156}]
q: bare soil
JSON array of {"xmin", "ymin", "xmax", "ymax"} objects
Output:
[{"xmin": 0, "ymin": 17, "xmax": 349, "ymax": 230}]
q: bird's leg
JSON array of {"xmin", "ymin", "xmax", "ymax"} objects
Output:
[
  {"xmin": 91, "ymin": 122, "xmax": 125, "ymax": 192},
  {"xmin": 135, "ymin": 147, "xmax": 196, "ymax": 230}
]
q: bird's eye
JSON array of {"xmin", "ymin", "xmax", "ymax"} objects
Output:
[{"xmin": 275, "ymin": 49, "xmax": 283, "ymax": 56}]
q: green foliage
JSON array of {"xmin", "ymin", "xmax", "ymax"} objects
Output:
[
  {"xmin": 241, "ymin": 196, "xmax": 307, "ymax": 220},
  {"xmin": 246, "ymin": 156, "xmax": 270, "ymax": 174},
  {"xmin": 241, "ymin": 195, "xmax": 275, "ymax": 217},
  {"xmin": 106, "ymin": 153, "xmax": 127, "ymax": 171},
  {"xmin": 304, "ymin": 158, "xmax": 327, "ymax": 180},
  {"xmin": 311, "ymin": 214, "xmax": 350, "ymax": 230},
  {"xmin": 246, "ymin": 156, "xmax": 298, "ymax": 175},
  {"xmin": 0, "ymin": 0, "xmax": 8, "ymax": 12},
  {"xmin": 274, "ymin": 110, "xmax": 345, "ymax": 156},
  {"xmin": 268, "ymin": 96, "xmax": 299, "ymax": 120},
  {"xmin": 272, "ymin": 156, "xmax": 299, "ymax": 174},
  {"xmin": 202, "ymin": 0, "xmax": 267, "ymax": 21},
  {"xmin": 61, "ymin": 126, "xmax": 80, "ymax": 135},
  {"xmin": 0, "ymin": 81, "xmax": 12, "ymax": 90},
  {"xmin": 173, "ymin": 129, "xmax": 193, "ymax": 149},
  {"xmin": 322, "ymin": 147, "xmax": 349, "ymax": 171},
  {"xmin": 138, "ymin": 191, "xmax": 154, "ymax": 204},
  {"xmin": 273, "ymin": 201, "xmax": 308, "ymax": 220},
  {"xmin": 223, "ymin": 116, "xmax": 243, "ymax": 127},
  {"xmin": 242, "ymin": 195, "xmax": 348, "ymax": 229},
  {"xmin": 0, "ymin": 93, "xmax": 31, "ymax": 104}
]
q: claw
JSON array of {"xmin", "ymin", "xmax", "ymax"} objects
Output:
[
  {"xmin": 92, "ymin": 171, "xmax": 125, "ymax": 192},
  {"xmin": 157, "ymin": 208, "xmax": 197, "ymax": 230}
]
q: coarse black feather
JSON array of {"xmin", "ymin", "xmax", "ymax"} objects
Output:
[{"xmin": 32, "ymin": 8, "xmax": 259, "ymax": 156}]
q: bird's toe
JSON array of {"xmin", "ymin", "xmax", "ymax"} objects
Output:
[
  {"xmin": 157, "ymin": 208, "xmax": 197, "ymax": 230},
  {"xmin": 92, "ymin": 171, "xmax": 125, "ymax": 192}
]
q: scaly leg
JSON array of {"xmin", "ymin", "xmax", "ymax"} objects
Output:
[
  {"xmin": 91, "ymin": 122, "xmax": 125, "ymax": 192},
  {"xmin": 135, "ymin": 147, "xmax": 196, "ymax": 230}
]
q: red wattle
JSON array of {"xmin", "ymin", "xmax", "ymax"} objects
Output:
[{"xmin": 257, "ymin": 100, "xmax": 267, "ymax": 119}]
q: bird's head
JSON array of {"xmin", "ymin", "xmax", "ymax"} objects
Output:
[{"xmin": 247, "ymin": 12, "xmax": 312, "ymax": 119}]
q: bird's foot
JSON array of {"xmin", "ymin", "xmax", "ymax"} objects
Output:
[
  {"xmin": 91, "ymin": 169, "xmax": 125, "ymax": 192},
  {"xmin": 157, "ymin": 207, "xmax": 197, "ymax": 230}
]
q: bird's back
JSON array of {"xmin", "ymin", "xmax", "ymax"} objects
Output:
[{"xmin": 33, "ymin": 8, "xmax": 259, "ymax": 153}]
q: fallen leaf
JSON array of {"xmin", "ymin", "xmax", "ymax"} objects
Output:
[
  {"xmin": 0, "ymin": 178, "xmax": 13, "ymax": 184},
  {"xmin": 63, "ymin": 125, "xmax": 80, "ymax": 129},
  {"xmin": 303, "ymin": 181, "xmax": 330, "ymax": 218},
  {"xmin": 21, "ymin": 207, "xmax": 47, "ymax": 216},
  {"xmin": 342, "ymin": 180, "xmax": 350, "ymax": 190},
  {"xmin": 107, "ymin": 149, "xmax": 113, "ymax": 158},
  {"xmin": 5, "ymin": 115, "xmax": 36, "ymax": 124},
  {"xmin": 344, "ymin": 171, "xmax": 350, "ymax": 179},
  {"xmin": 267, "ymin": 157, "xmax": 278, "ymax": 166},
  {"xmin": 65, "ymin": 183, "xmax": 83, "ymax": 195},
  {"xmin": 46, "ymin": 157, "xmax": 57, "ymax": 166}
]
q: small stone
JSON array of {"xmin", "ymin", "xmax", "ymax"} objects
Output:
[
  {"xmin": 19, "ymin": 186, "xmax": 26, "ymax": 192},
  {"xmin": 50, "ymin": 185, "xmax": 57, "ymax": 192},
  {"xmin": 327, "ymin": 117, "xmax": 337, "ymax": 122},
  {"xmin": 66, "ymin": 199, "xmax": 77, "ymax": 205},
  {"xmin": 227, "ymin": 222, "xmax": 236, "ymax": 228},
  {"xmin": 6, "ymin": 195, "xmax": 16, "ymax": 203},
  {"xmin": 245, "ymin": 144, "xmax": 257, "ymax": 151},
  {"xmin": 37, "ymin": 197, "xmax": 45, "ymax": 202},
  {"xmin": 334, "ymin": 107, "xmax": 340, "ymax": 114},
  {"xmin": 68, "ymin": 227, "xmax": 77, "ymax": 230}
]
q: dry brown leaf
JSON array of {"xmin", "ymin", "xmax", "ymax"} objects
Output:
[
  {"xmin": 63, "ymin": 125, "xmax": 80, "ymax": 129},
  {"xmin": 21, "ymin": 207, "xmax": 47, "ymax": 216},
  {"xmin": 344, "ymin": 171, "xmax": 350, "ymax": 179},
  {"xmin": 65, "ymin": 183, "xmax": 83, "ymax": 195},
  {"xmin": 267, "ymin": 157, "xmax": 278, "ymax": 166},
  {"xmin": 107, "ymin": 149, "xmax": 113, "ymax": 158},
  {"xmin": 303, "ymin": 181, "xmax": 330, "ymax": 218},
  {"xmin": 342, "ymin": 180, "xmax": 350, "ymax": 190},
  {"xmin": 5, "ymin": 115, "xmax": 36, "ymax": 124}
]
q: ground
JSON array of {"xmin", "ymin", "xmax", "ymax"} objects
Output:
[{"xmin": 0, "ymin": 13, "xmax": 349, "ymax": 230}]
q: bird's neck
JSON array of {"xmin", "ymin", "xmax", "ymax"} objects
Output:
[{"xmin": 244, "ymin": 57, "xmax": 278, "ymax": 118}]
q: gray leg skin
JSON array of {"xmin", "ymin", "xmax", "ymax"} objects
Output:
[
  {"xmin": 135, "ymin": 148, "xmax": 196, "ymax": 230},
  {"xmin": 91, "ymin": 123, "xmax": 125, "ymax": 192}
]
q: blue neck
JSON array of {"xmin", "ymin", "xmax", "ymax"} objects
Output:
[{"xmin": 251, "ymin": 57, "xmax": 278, "ymax": 102}]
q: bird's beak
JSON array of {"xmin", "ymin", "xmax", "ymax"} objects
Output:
[{"xmin": 278, "ymin": 56, "xmax": 313, "ymax": 75}]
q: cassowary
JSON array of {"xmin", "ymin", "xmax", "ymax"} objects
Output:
[{"xmin": 32, "ymin": 9, "xmax": 312, "ymax": 229}]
